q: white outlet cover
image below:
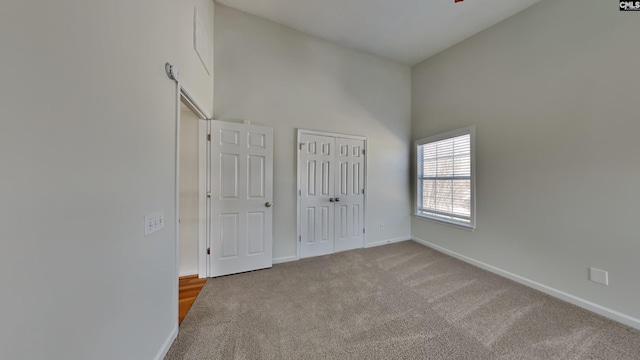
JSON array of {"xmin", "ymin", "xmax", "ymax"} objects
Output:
[{"xmin": 589, "ymin": 267, "xmax": 609, "ymax": 286}]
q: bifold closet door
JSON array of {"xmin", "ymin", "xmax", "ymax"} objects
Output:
[
  {"xmin": 299, "ymin": 133, "xmax": 366, "ymax": 258},
  {"xmin": 299, "ymin": 134, "xmax": 335, "ymax": 258},
  {"xmin": 334, "ymin": 138, "xmax": 365, "ymax": 253}
]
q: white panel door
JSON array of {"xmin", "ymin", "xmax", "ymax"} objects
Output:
[
  {"xmin": 210, "ymin": 121, "xmax": 273, "ymax": 277},
  {"xmin": 334, "ymin": 138, "xmax": 365, "ymax": 252},
  {"xmin": 299, "ymin": 134, "xmax": 335, "ymax": 258}
]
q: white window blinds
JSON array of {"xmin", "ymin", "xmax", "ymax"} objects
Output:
[{"xmin": 417, "ymin": 130, "xmax": 474, "ymax": 227}]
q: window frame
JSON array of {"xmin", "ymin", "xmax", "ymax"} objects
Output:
[{"xmin": 414, "ymin": 125, "xmax": 476, "ymax": 230}]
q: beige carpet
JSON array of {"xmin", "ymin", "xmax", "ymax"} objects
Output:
[{"xmin": 165, "ymin": 241, "xmax": 640, "ymax": 359}]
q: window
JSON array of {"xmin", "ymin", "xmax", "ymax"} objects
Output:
[{"xmin": 416, "ymin": 126, "xmax": 475, "ymax": 229}]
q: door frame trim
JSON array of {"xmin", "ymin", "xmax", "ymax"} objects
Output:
[
  {"xmin": 197, "ymin": 117, "xmax": 210, "ymax": 278},
  {"xmin": 295, "ymin": 129, "xmax": 368, "ymax": 260}
]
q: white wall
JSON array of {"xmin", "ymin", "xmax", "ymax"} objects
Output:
[
  {"xmin": 178, "ymin": 0, "xmax": 215, "ymax": 115},
  {"xmin": 0, "ymin": 0, "xmax": 213, "ymax": 359},
  {"xmin": 214, "ymin": 5, "xmax": 412, "ymax": 260},
  {"xmin": 179, "ymin": 107, "xmax": 201, "ymax": 276},
  {"xmin": 412, "ymin": 0, "xmax": 640, "ymax": 323}
]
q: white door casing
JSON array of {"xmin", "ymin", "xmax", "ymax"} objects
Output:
[
  {"xmin": 210, "ymin": 121, "xmax": 273, "ymax": 277},
  {"xmin": 298, "ymin": 130, "xmax": 366, "ymax": 259}
]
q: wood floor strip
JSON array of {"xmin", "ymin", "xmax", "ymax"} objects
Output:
[{"xmin": 179, "ymin": 275, "xmax": 207, "ymax": 325}]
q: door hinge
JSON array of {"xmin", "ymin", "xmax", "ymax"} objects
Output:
[
  {"xmin": 298, "ymin": 189, "xmax": 301, "ymax": 196},
  {"xmin": 207, "ymin": 192, "xmax": 211, "ymax": 198},
  {"xmin": 362, "ymin": 149, "xmax": 365, "ymax": 155},
  {"xmin": 207, "ymin": 247, "xmax": 211, "ymax": 255},
  {"xmin": 207, "ymin": 134, "xmax": 211, "ymax": 141},
  {"xmin": 363, "ymin": 228, "xmax": 365, "ymax": 234},
  {"xmin": 299, "ymin": 143, "xmax": 304, "ymax": 150},
  {"xmin": 299, "ymin": 235, "xmax": 302, "ymax": 242},
  {"xmin": 362, "ymin": 189, "xmax": 365, "ymax": 194}
]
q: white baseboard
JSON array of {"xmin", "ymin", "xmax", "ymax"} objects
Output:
[
  {"xmin": 274, "ymin": 238, "xmax": 410, "ymax": 264},
  {"xmin": 273, "ymin": 255, "xmax": 298, "ymax": 264},
  {"xmin": 411, "ymin": 236, "xmax": 640, "ymax": 331},
  {"xmin": 364, "ymin": 237, "xmax": 410, "ymax": 249},
  {"xmin": 154, "ymin": 326, "xmax": 178, "ymax": 360},
  {"xmin": 178, "ymin": 270, "xmax": 198, "ymax": 277}
]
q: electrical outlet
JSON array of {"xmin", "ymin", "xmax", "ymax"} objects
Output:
[
  {"xmin": 145, "ymin": 212, "xmax": 165, "ymax": 236},
  {"xmin": 589, "ymin": 267, "xmax": 608, "ymax": 286}
]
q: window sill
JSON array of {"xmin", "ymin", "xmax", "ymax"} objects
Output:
[{"xmin": 414, "ymin": 214, "xmax": 475, "ymax": 232}]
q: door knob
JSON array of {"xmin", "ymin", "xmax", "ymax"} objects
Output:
[
  {"xmin": 265, "ymin": 202, "xmax": 272, "ymax": 208},
  {"xmin": 329, "ymin": 198, "xmax": 335, "ymax": 202},
  {"xmin": 334, "ymin": 198, "xmax": 340, "ymax": 202}
]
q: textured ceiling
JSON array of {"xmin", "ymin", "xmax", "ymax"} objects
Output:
[{"xmin": 217, "ymin": 0, "xmax": 541, "ymax": 65}]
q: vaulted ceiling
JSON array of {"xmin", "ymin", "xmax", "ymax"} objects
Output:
[{"xmin": 217, "ymin": 0, "xmax": 541, "ymax": 65}]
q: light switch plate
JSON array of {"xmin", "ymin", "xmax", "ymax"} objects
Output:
[
  {"xmin": 145, "ymin": 212, "xmax": 165, "ymax": 236},
  {"xmin": 589, "ymin": 267, "xmax": 609, "ymax": 286}
]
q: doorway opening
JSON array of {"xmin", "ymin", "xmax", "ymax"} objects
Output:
[
  {"xmin": 176, "ymin": 88, "xmax": 210, "ymax": 325},
  {"xmin": 179, "ymin": 102, "xmax": 201, "ymax": 277}
]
